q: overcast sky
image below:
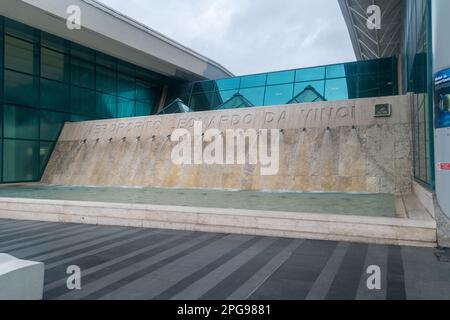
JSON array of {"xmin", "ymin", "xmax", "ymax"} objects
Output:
[{"xmin": 99, "ymin": 0, "xmax": 356, "ymax": 76}]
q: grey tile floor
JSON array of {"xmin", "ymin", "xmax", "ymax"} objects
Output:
[{"xmin": 0, "ymin": 218, "xmax": 449, "ymax": 300}]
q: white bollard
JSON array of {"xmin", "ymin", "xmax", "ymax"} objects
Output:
[{"xmin": 0, "ymin": 254, "xmax": 45, "ymax": 300}]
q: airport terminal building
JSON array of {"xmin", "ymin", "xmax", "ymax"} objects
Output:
[{"xmin": 0, "ymin": 0, "xmax": 449, "ymax": 247}]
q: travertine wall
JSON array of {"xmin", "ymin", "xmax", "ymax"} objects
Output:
[{"xmin": 42, "ymin": 95, "xmax": 413, "ymax": 194}]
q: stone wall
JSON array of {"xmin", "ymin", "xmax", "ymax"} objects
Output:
[{"xmin": 42, "ymin": 95, "xmax": 413, "ymax": 194}]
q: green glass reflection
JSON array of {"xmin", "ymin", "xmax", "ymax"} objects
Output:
[
  {"xmin": 41, "ymin": 32, "xmax": 66, "ymax": 53},
  {"xmin": 5, "ymin": 35, "xmax": 35, "ymax": 74},
  {"xmin": 190, "ymin": 92, "xmax": 214, "ymax": 112},
  {"xmin": 239, "ymin": 87, "xmax": 265, "ymax": 106},
  {"xmin": 117, "ymin": 98, "xmax": 135, "ymax": 118},
  {"xmin": 40, "ymin": 110, "xmax": 69, "ymax": 141},
  {"xmin": 325, "ymin": 78, "xmax": 349, "ymax": 101},
  {"xmin": 136, "ymin": 101, "xmax": 152, "ymax": 117},
  {"xmin": 96, "ymin": 93, "xmax": 117, "ymax": 118},
  {"xmin": 295, "ymin": 66, "xmax": 325, "ymax": 82},
  {"xmin": 0, "ymin": 15, "xmax": 169, "ymax": 183},
  {"xmin": 41, "ymin": 47, "xmax": 68, "ymax": 82},
  {"xmin": 96, "ymin": 65, "xmax": 116, "ymax": 95},
  {"xmin": 193, "ymin": 81, "xmax": 216, "ymax": 93},
  {"xmin": 240, "ymin": 74, "xmax": 267, "ymax": 88},
  {"xmin": 326, "ymin": 64, "xmax": 346, "ymax": 79},
  {"xmin": 71, "ymin": 43, "xmax": 95, "ymax": 62},
  {"xmin": 216, "ymin": 78, "xmax": 240, "ymax": 91},
  {"xmin": 266, "ymin": 70, "xmax": 295, "ymax": 85},
  {"xmin": 213, "ymin": 89, "xmax": 239, "ymax": 106},
  {"xmin": 4, "ymin": 105, "xmax": 39, "ymax": 139},
  {"xmin": 5, "ymin": 18, "xmax": 36, "ymax": 43},
  {"xmin": 3, "ymin": 139, "xmax": 39, "ymax": 182},
  {"xmin": 4, "ymin": 70, "xmax": 38, "ymax": 107},
  {"xmin": 40, "ymin": 79, "xmax": 70, "ymax": 112},
  {"xmin": 136, "ymin": 80, "xmax": 152, "ymax": 102},
  {"xmin": 357, "ymin": 74, "xmax": 379, "ymax": 98},
  {"xmin": 71, "ymin": 86, "xmax": 95, "ymax": 116},
  {"xmin": 118, "ymin": 73, "xmax": 136, "ymax": 100},
  {"xmin": 264, "ymin": 84, "xmax": 294, "ymax": 105},
  {"xmin": 71, "ymin": 58, "xmax": 95, "ymax": 89},
  {"xmin": 294, "ymin": 80, "xmax": 325, "ymax": 97}
]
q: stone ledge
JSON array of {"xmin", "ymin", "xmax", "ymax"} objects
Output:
[{"xmin": 0, "ymin": 197, "xmax": 437, "ymax": 248}]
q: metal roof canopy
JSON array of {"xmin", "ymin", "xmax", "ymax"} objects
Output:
[
  {"xmin": 338, "ymin": 0, "xmax": 403, "ymax": 60},
  {"xmin": 1, "ymin": 0, "xmax": 233, "ymax": 81}
]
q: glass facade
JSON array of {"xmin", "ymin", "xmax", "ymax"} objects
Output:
[
  {"xmin": 184, "ymin": 57, "xmax": 398, "ymax": 112},
  {"xmin": 0, "ymin": 16, "xmax": 171, "ymax": 183},
  {"xmin": 402, "ymin": 0, "xmax": 434, "ymax": 188}
]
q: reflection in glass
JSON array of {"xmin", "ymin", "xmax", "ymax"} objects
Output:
[
  {"xmin": 264, "ymin": 84, "xmax": 294, "ymax": 105},
  {"xmin": 239, "ymin": 87, "xmax": 265, "ymax": 106},
  {"xmin": 295, "ymin": 66, "xmax": 325, "ymax": 82}
]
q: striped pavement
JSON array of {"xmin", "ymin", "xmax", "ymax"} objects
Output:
[{"xmin": 0, "ymin": 218, "xmax": 449, "ymax": 300}]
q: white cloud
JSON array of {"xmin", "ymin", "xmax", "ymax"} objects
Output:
[{"xmin": 98, "ymin": 0, "xmax": 356, "ymax": 76}]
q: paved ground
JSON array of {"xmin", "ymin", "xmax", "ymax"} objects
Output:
[{"xmin": 0, "ymin": 218, "xmax": 449, "ymax": 300}]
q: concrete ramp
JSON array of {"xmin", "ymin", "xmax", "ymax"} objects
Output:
[{"xmin": 42, "ymin": 96, "xmax": 412, "ymax": 194}]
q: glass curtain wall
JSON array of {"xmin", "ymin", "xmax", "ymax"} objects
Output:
[
  {"xmin": 186, "ymin": 57, "xmax": 398, "ymax": 111},
  {"xmin": 402, "ymin": 0, "xmax": 434, "ymax": 188},
  {"xmin": 0, "ymin": 16, "xmax": 166, "ymax": 183}
]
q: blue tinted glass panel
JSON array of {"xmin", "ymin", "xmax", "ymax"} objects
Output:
[
  {"xmin": 4, "ymin": 105, "xmax": 39, "ymax": 139},
  {"xmin": 358, "ymin": 74, "xmax": 379, "ymax": 98},
  {"xmin": 193, "ymin": 81, "xmax": 215, "ymax": 93},
  {"xmin": 326, "ymin": 64, "xmax": 346, "ymax": 79},
  {"xmin": 239, "ymin": 87, "xmax": 265, "ymax": 106},
  {"xmin": 325, "ymin": 78, "xmax": 350, "ymax": 101},
  {"xmin": 136, "ymin": 81, "xmax": 152, "ymax": 102},
  {"xmin": 4, "ymin": 70, "xmax": 38, "ymax": 107},
  {"xmin": 295, "ymin": 67, "xmax": 325, "ymax": 82},
  {"xmin": 40, "ymin": 79, "xmax": 69, "ymax": 112},
  {"xmin": 96, "ymin": 52, "xmax": 116, "ymax": 69},
  {"xmin": 189, "ymin": 93, "xmax": 214, "ymax": 112},
  {"xmin": 96, "ymin": 65, "xmax": 116, "ymax": 94},
  {"xmin": 240, "ymin": 74, "xmax": 267, "ymax": 88},
  {"xmin": 294, "ymin": 81, "xmax": 325, "ymax": 96},
  {"xmin": 40, "ymin": 110, "xmax": 69, "ymax": 141},
  {"xmin": 118, "ymin": 73, "xmax": 135, "ymax": 99},
  {"xmin": 70, "ymin": 115, "xmax": 94, "ymax": 122},
  {"xmin": 71, "ymin": 43, "xmax": 95, "ymax": 62},
  {"xmin": 71, "ymin": 58, "xmax": 95, "ymax": 89},
  {"xmin": 118, "ymin": 62, "xmax": 135, "ymax": 76},
  {"xmin": 3, "ymin": 139, "xmax": 39, "ymax": 182},
  {"xmin": 5, "ymin": 35, "xmax": 35, "ymax": 74},
  {"xmin": 5, "ymin": 19, "xmax": 36, "ymax": 42},
  {"xmin": 266, "ymin": 70, "xmax": 295, "ymax": 85},
  {"xmin": 264, "ymin": 84, "xmax": 294, "ymax": 105},
  {"xmin": 357, "ymin": 60, "xmax": 378, "ymax": 74},
  {"xmin": 71, "ymin": 86, "xmax": 95, "ymax": 115},
  {"xmin": 217, "ymin": 90, "xmax": 239, "ymax": 104},
  {"xmin": 41, "ymin": 47, "xmax": 68, "ymax": 82},
  {"xmin": 216, "ymin": 78, "xmax": 241, "ymax": 91},
  {"xmin": 136, "ymin": 101, "xmax": 152, "ymax": 117},
  {"xmin": 117, "ymin": 98, "xmax": 135, "ymax": 118},
  {"xmin": 96, "ymin": 93, "xmax": 116, "ymax": 118},
  {"xmin": 41, "ymin": 32, "xmax": 66, "ymax": 52}
]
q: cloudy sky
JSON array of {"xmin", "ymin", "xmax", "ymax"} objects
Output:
[{"xmin": 99, "ymin": 0, "xmax": 356, "ymax": 76}]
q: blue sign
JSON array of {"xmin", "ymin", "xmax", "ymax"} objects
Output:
[{"xmin": 435, "ymin": 68, "xmax": 450, "ymax": 128}]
